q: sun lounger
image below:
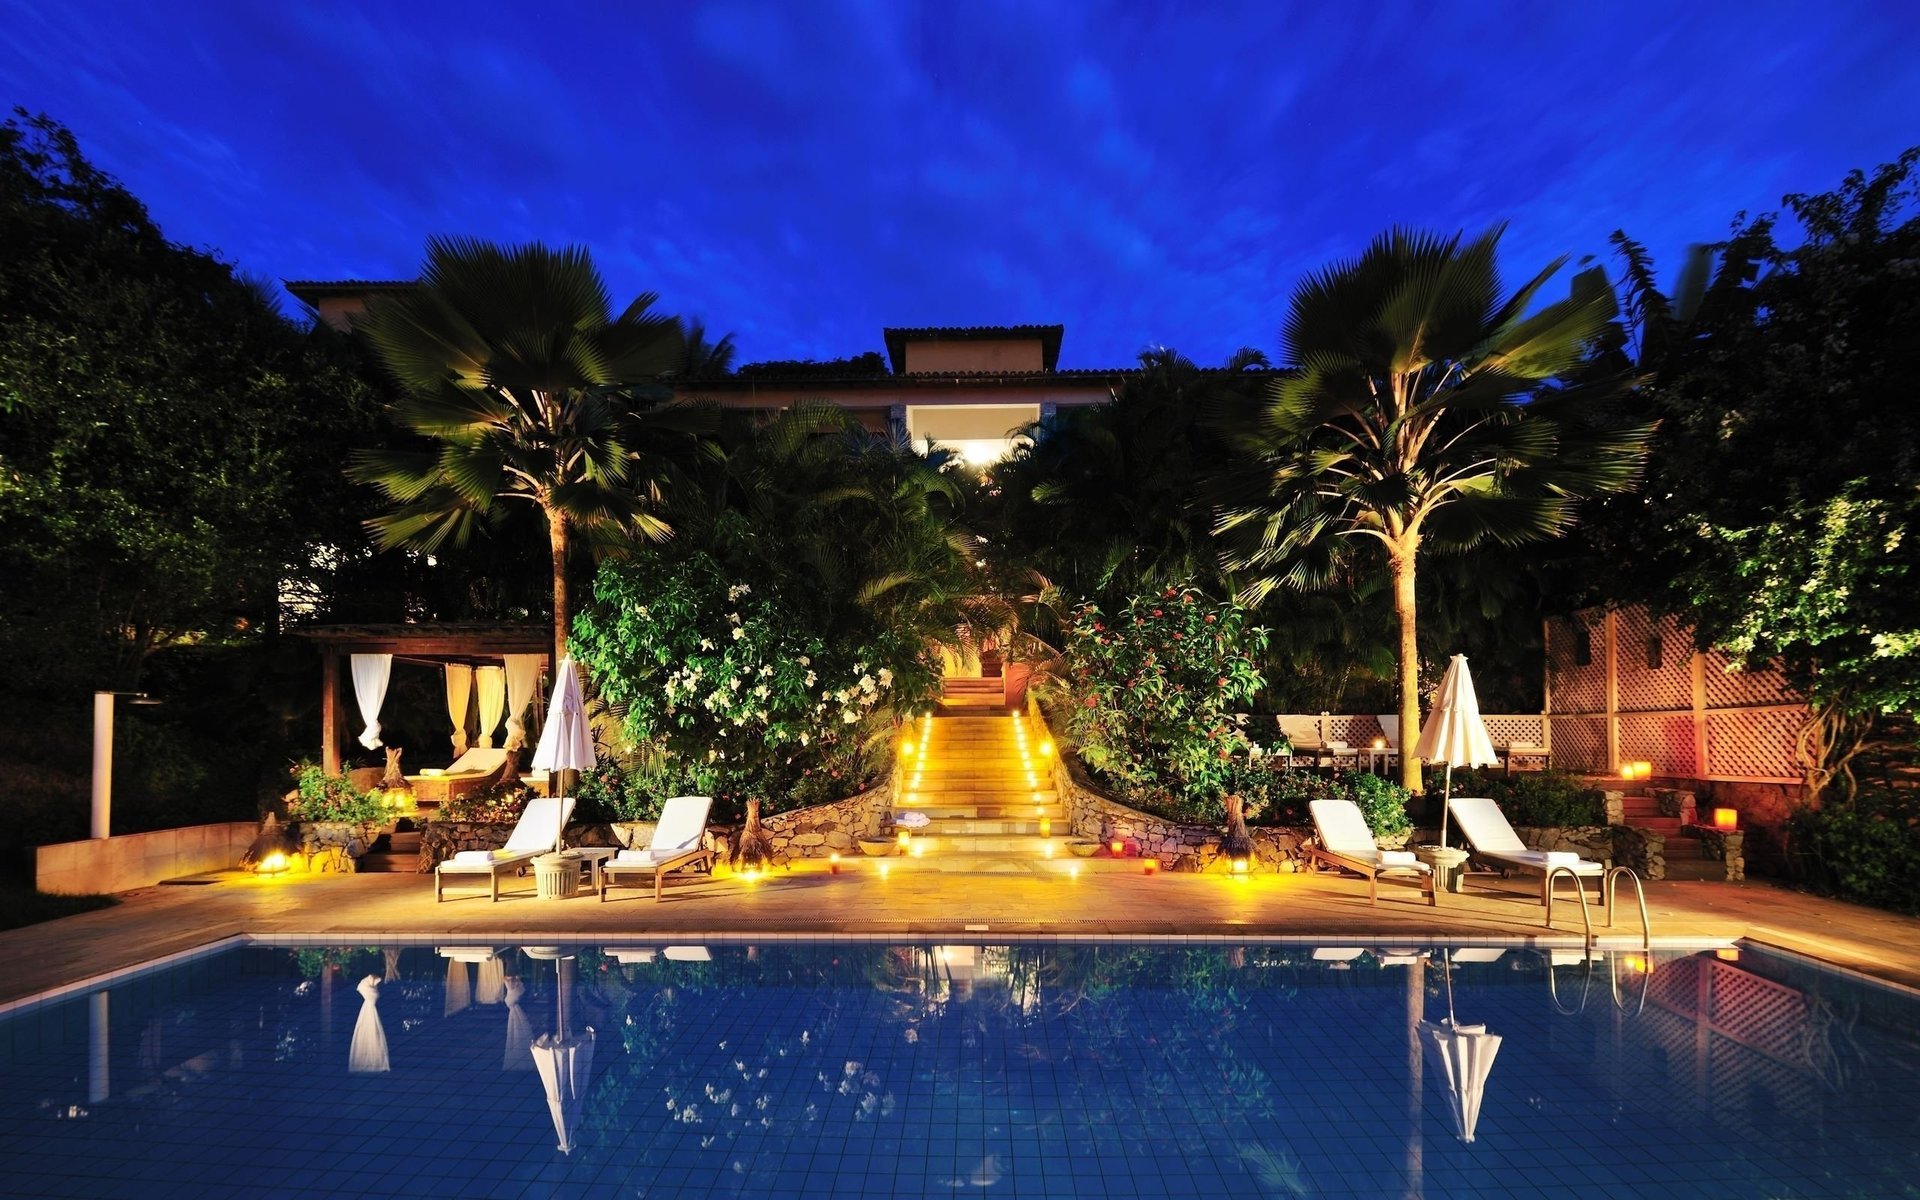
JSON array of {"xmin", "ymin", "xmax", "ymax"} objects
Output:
[
  {"xmin": 1306, "ymin": 798, "xmax": 1437, "ymax": 906},
  {"xmin": 599, "ymin": 796, "xmax": 715, "ymax": 902},
  {"xmin": 434, "ymin": 796, "xmax": 575, "ymax": 902},
  {"xmin": 1448, "ymin": 796, "xmax": 1606, "ymax": 906}
]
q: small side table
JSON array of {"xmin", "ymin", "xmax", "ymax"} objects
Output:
[
  {"xmin": 1413, "ymin": 844, "xmax": 1472, "ymax": 894},
  {"xmin": 559, "ymin": 847, "xmax": 617, "ymax": 893}
]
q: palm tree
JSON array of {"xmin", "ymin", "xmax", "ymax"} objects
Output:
[
  {"xmin": 1218, "ymin": 226, "xmax": 1652, "ymax": 790},
  {"xmin": 349, "ymin": 237, "xmax": 685, "ymax": 666}
]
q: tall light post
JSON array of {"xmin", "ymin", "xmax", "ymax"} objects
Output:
[{"xmin": 90, "ymin": 691, "xmax": 159, "ymax": 840}]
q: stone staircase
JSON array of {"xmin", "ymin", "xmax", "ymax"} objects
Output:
[
  {"xmin": 1617, "ymin": 789, "xmax": 1727, "ymax": 881},
  {"xmin": 890, "ymin": 691, "xmax": 1110, "ymax": 872},
  {"xmin": 358, "ymin": 826, "xmax": 422, "ymax": 873}
]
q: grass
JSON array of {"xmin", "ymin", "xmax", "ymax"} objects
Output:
[{"xmin": 0, "ymin": 880, "xmax": 117, "ymax": 931}]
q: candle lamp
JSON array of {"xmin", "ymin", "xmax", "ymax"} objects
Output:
[
  {"xmin": 1712, "ymin": 807, "xmax": 1738, "ymax": 831},
  {"xmin": 828, "ymin": 852, "xmax": 841, "ymax": 875},
  {"xmin": 896, "ymin": 829, "xmax": 911, "ymax": 848},
  {"xmin": 1038, "ymin": 817, "xmax": 1052, "ymax": 838},
  {"xmin": 1143, "ymin": 858, "xmax": 1159, "ymax": 875}
]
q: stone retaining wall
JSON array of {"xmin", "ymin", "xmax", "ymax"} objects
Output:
[
  {"xmin": 418, "ymin": 782, "xmax": 892, "ymax": 870},
  {"xmin": 1048, "ymin": 756, "xmax": 1309, "ymax": 873},
  {"xmin": 1690, "ymin": 825, "xmax": 1746, "ymax": 881}
]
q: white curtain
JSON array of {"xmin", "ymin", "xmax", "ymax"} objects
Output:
[
  {"xmin": 445, "ymin": 664, "xmax": 474, "ymax": 756},
  {"xmin": 349, "ymin": 976, "xmax": 390, "ymax": 1074},
  {"xmin": 474, "ymin": 666, "xmax": 506, "ymax": 750},
  {"xmin": 350, "ymin": 654, "xmax": 392, "ymax": 750},
  {"xmin": 502, "ymin": 655, "xmax": 543, "ymax": 751}
]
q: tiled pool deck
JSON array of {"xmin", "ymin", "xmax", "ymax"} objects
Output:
[{"xmin": 5, "ymin": 861, "xmax": 1920, "ymax": 1008}]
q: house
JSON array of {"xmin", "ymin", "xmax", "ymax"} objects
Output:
[{"xmin": 285, "ymin": 279, "xmax": 1122, "ymax": 464}]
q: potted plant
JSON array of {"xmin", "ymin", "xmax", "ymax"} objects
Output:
[{"xmin": 1345, "ymin": 770, "xmax": 1414, "ymax": 849}]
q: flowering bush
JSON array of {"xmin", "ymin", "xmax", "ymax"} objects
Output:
[
  {"xmin": 1059, "ymin": 586, "xmax": 1270, "ymax": 820},
  {"xmin": 285, "ymin": 762, "xmax": 386, "ymax": 825},
  {"xmin": 571, "ymin": 552, "xmax": 939, "ymax": 817}
]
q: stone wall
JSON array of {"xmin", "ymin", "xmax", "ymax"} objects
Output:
[
  {"xmin": 35, "ymin": 822, "xmax": 258, "ymax": 895},
  {"xmin": 298, "ymin": 821, "xmax": 383, "ymax": 872},
  {"xmin": 1612, "ymin": 825, "xmax": 1667, "ymax": 880},
  {"xmin": 419, "ymin": 783, "xmax": 894, "ymax": 870},
  {"xmin": 1691, "ymin": 825, "xmax": 1746, "ymax": 881},
  {"xmin": 753, "ymin": 779, "xmax": 892, "ymax": 865},
  {"xmin": 1047, "ymin": 755, "xmax": 1309, "ymax": 873}
]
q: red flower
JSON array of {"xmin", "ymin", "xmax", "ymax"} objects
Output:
[
  {"xmin": 1172, "ymin": 632, "xmax": 1182, "ymax": 640},
  {"xmin": 1204, "ymin": 614, "xmax": 1216, "ymax": 624},
  {"xmin": 1152, "ymin": 609, "xmax": 1163, "ymax": 618},
  {"xmin": 1084, "ymin": 696, "xmax": 1097, "ymax": 708}
]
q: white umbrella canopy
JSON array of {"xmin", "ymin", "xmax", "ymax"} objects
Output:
[
  {"xmin": 531, "ymin": 656, "xmax": 596, "ymax": 852},
  {"xmin": 348, "ymin": 975, "xmax": 391, "ymax": 1075},
  {"xmin": 1413, "ymin": 655, "xmax": 1500, "ymax": 848}
]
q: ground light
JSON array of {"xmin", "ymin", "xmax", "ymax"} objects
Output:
[
  {"xmin": 1231, "ymin": 857, "xmax": 1250, "ymax": 875},
  {"xmin": 257, "ymin": 851, "xmax": 289, "ymax": 877}
]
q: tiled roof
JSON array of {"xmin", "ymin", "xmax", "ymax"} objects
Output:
[
  {"xmin": 883, "ymin": 325, "xmax": 1065, "ymax": 373},
  {"xmin": 282, "ymin": 279, "xmax": 416, "ymax": 303}
]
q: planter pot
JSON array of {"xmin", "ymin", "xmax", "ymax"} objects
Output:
[
  {"xmin": 1066, "ymin": 839, "xmax": 1101, "ymax": 858},
  {"xmin": 856, "ymin": 836, "xmax": 899, "ymax": 857}
]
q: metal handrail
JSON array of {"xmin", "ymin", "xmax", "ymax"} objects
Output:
[
  {"xmin": 1544, "ymin": 864, "xmax": 1597, "ymax": 944},
  {"xmin": 1543, "ymin": 951, "xmax": 1594, "ymax": 1016},
  {"xmin": 1604, "ymin": 866, "xmax": 1653, "ymax": 955},
  {"xmin": 1610, "ymin": 950, "xmax": 1653, "ymax": 1016}
]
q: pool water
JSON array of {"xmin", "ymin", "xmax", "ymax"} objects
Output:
[{"xmin": 2, "ymin": 941, "xmax": 1917, "ymax": 1198}]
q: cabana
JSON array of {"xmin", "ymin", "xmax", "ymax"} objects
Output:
[{"xmin": 297, "ymin": 625, "xmax": 553, "ymax": 796}]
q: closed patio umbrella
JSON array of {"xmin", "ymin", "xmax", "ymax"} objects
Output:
[
  {"xmin": 1412, "ymin": 655, "xmax": 1499, "ymax": 848},
  {"xmin": 531, "ymin": 656, "xmax": 595, "ymax": 852}
]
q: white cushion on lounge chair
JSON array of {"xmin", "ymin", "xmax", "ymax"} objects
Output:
[
  {"xmin": 1309, "ymin": 799, "xmax": 1429, "ymax": 872},
  {"xmin": 451, "ymin": 849, "xmax": 518, "ymax": 864},
  {"xmin": 611, "ymin": 848, "xmax": 684, "ymax": 867},
  {"xmin": 1312, "ymin": 947, "xmax": 1364, "ymax": 961},
  {"xmin": 1378, "ymin": 849, "xmax": 1418, "ymax": 867},
  {"xmin": 445, "ymin": 747, "xmax": 509, "ymax": 776},
  {"xmin": 1375, "ymin": 715, "xmax": 1399, "ymax": 750},
  {"xmin": 1449, "ymin": 797, "xmax": 1603, "ymax": 874},
  {"xmin": 647, "ymin": 796, "xmax": 712, "ymax": 853},
  {"xmin": 437, "ymin": 946, "xmax": 499, "ymax": 962},
  {"xmin": 663, "ymin": 946, "xmax": 711, "ymax": 961},
  {"xmin": 439, "ymin": 797, "xmax": 576, "ymax": 871}
]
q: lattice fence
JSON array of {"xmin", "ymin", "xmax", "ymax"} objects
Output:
[
  {"xmin": 1322, "ymin": 714, "xmax": 1384, "ymax": 746},
  {"xmin": 1545, "ymin": 615, "xmax": 1607, "ymax": 713},
  {"xmin": 1546, "ymin": 604, "xmax": 1806, "ymax": 782},
  {"xmin": 1545, "ymin": 716, "xmax": 1604, "ymax": 772},
  {"xmin": 1707, "ymin": 707, "xmax": 1805, "ymax": 780},
  {"xmin": 1481, "ymin": 714, "xmax": 1546, "ymax": 747},
  {"xmin": 1274, "ymin": 714, "xmax": 1545, "ymax": 752},
  {"xmin": 1615, "ymin": 607, "xmax": 1694, "ymax": 712}
]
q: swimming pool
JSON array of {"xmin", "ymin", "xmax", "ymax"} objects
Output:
[{"xmin": 1, "ymin": 940, "xmax": 1915, "ymax": 1198}]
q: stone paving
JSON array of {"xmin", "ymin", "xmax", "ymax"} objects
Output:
[{"xmin": 5, "ymin": 859, "xmax": 1920, "ymax": 1006}]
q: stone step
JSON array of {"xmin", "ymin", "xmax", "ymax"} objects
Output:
[
  {"xmin": 926, "ymin": 819, "xmax": 1063, "ymax": 836},
  {"xmin": 898, "ymin": 800, "xmax": 1064, "ymax": 817},
  {"xmin": 357, "ymin": 852, "xmax": 419, "ymax": 873},
  {"xmin": 1662, "ymin": 836, "xmax": 1705, "ymax": 860},
  {"xmin": 1630, "ymin": 818, "xmax": 1685, "ymax": 833},
  {"xmin": 907, "ymin": 833, "xmax": 1060, "ymax": 855},
  {"xmin": 907, "ymin": 773, "xmax": 1046, "ymax": 786},
  {"xmin": 1661, "ymin": 859, "xmax": 1725, "ymax": 881}
]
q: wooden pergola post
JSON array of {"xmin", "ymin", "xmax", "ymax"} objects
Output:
[{"xmin": 321, "ymin": 649, "xmax": 341, "ymax": 776}]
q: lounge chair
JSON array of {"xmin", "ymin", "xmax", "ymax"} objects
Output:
[
  {"xmin": 1448, "ymin": 796, "xmax": 1605, "ymax": 906},
  {"xmin": 1306, "ymin": 798, "xmax": 1437, "ymax": 906},
  {"xmin": 409, "ymin": 747, "xmax": 512, "ymax": 804},
  {"xmin": 599, "ymin": 796, "xmax": 715, "ymax": 902},
  {"xmin": 434, "ymin": 796, "xmax": 575, "ymax": 902}
]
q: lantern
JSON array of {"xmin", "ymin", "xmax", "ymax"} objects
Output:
[
  {"xmin": 1038, "ymin": 817, "xmax": 1052, "ymax": 838},
  {"xmin": 829, "ymin": 853, "xmax": 842, "ymax": 875},
  {"xmin": 896, "ymin": 829, "xmax": 911, "ymax": 848},
  {"xmin": 1143, "ymin": 858, "xmax": 1159, "ymax": 876},
  {"xmin": 1231, "ymin": 857, "xmax": 1250, "ymax": 876},
  {"xmin": 1372, "ymin": 737, "xmax": 1386, "ymax": 750},
  {"xmin": 1712, "ymin": 808, "xmax": 1738, "ymax": 831},
  {"xmin": 1109, "ymin": 839, "xmax": 1124, "ymax": 856}
]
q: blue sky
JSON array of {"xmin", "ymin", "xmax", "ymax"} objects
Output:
[{"xmin": 4, "ymin": 1, "xmax": 1918, "ymax": 368}]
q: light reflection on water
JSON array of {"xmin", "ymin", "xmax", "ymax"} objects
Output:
[{"xmin": 1, "ymin": 942, "xmax": 1915, "ymax": 1198}]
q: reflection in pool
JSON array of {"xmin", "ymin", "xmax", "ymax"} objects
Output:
[{"xmin": 2, "ymin": 941, "xmax": 1915, "ymax": 1198}]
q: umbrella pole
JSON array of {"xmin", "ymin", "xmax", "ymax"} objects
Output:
[{"xmin": 1439, "ymin": 761, "xmax": 1454, "ymax": 850}]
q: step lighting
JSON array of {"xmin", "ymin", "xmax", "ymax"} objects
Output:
[{"xmin": 1038, "ymin": 740, "xmax": 1054, "ymax": 757}]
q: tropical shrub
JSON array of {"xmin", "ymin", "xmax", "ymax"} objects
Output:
[
  {"xmin": 1787, "ymin": 803, "xmax": 1920, "ymax": 915},
  {"xmin": 285, "ymin": 763, "xmax": 385, "ymax": 825},
  {"xmin": 571, "ymin": 759, "xmax": 717, "ymax": 824},
  {"xmin": 1345, "ymin": 770, "xmax": 1413, "ymax": 841},
  {"xmin": 1432, "ymin": 768, "xmax": 1606, "ymax": 827},
  {"xmin": 1241, "ymin": 763, "xmax": 1345, "ymax": 826},
  {"xmin": 1059, "ymin": 586, "xmax": 1269, "ymax": 820},
  {"xmin": 571, "ymin": 550, "xmax": 936, "ymax": 818},
  {"xmin": 437, "ymin": 779, "xmax": 533, "ymax": 825}
]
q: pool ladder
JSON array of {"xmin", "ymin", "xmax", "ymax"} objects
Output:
[{"xmin": 1545, "ymin": 864, "xmax": 1652, "ymax": 954}]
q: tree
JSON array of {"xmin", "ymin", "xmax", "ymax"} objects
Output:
[
  {"xmin": 1585, "ymin": 149, "xmax": 1920, "ymax": 801},
  {"xmin": 349, "ymin": 238, "xmax": 688, "ymax": 667},
  {"xmin": 1218, "ymin": 227, "xmax": 1652, "ymax": 790},
  {"xmin": 0, "ymin": 111, "xmax": 386, "ymax": 689}
]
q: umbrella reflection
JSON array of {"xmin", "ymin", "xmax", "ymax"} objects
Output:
[
  {"xmin": 1420, "ymin": 950, "xmax": 1502, "ymax": 1143},
  {"xmin": 524, "ymin": 948, "xmax": 594, "ymax": 1155}
]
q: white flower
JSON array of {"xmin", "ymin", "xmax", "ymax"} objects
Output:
[
  {"xmin": 843, "ymin": 709, "xmax": 859, "ymax": 723},
  {"xmin": 804, "ymin": 670, "xmax": 817, "ymax": 687},
  {"xmin": 753, "ymin": 684, "xmax": 770, "ymax": 699},
  {"xmin": 728, "ymin": 583, "xmax": 750, "ymax": 600},
  {"xmin": 727, "ymin": 611, "xmax": 742, "ymax": 625},
  {"xmin": 798, "ymin": 656, "xmax": 811, "ymax": 667},
  {"xmin": 730, "ymin": 678, "xmax": 742, "ymax": 691},
  {"xmin": 799, "ymin": 732, "xmax": 810, "ymax": 746},
  {"xmin": 859, "ymin": 674, "xmax": 876, "ymax": 695},
  {"xmin": 700, "ymin": 638, "xmax": 714, "ymax": 651},
  {"xmin": 731, "ymin": 627, "xmax": 746, "ymax": 641},
  {"xmin": 854, "ymin": 662, "xmax": 865, "ymax": 673},
  {"xmin": 877, "ymin": 668, "xmax": 893, "ymax": 687}
]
